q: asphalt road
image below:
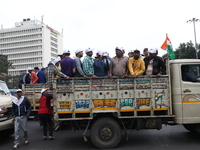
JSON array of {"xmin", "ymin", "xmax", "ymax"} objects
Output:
[{"xmin": 1, "ymin": 120, "xmax": 200, "ymax": 150}]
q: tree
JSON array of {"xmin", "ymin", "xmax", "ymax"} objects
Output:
[
  {"xmin": 0, "ymin": 55, "xmax": 15, "ymax": 88},
  {"xmin": 162, "ymin": 41, "xmax": 200, "ymax": 59}
]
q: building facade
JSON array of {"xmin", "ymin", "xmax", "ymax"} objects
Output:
[{"xmin": 0, "ymin": 18, "xmax": 63, "ymax": 76}]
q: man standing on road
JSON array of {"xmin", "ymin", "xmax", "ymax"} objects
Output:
[
  {"xmin": 38, "ymin": 89, "xmax": 54, "ymax": 140},
  {"xmin": 12, "ymin": 89, "xmax": 31, "ymax": 149}
]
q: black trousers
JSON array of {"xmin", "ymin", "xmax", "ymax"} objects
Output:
[{"xmin": 38, "ymin": 114, "xmax": 53, "ymax": 136}]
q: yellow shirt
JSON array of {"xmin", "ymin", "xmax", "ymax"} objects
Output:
[{"xmin": 128, "ymin": 57, "xmax": 145, "ymax": 76}]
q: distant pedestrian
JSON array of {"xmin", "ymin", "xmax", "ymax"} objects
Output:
[
  {"xmin": 38, "ymin": 89, "xmax": 54, "ymax": 140},
  {"xmin": 12, "ymin": 89, "xmax": 31, "ymax": 149}
]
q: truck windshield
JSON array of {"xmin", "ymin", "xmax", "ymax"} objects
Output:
[{"xmin": 0, "ymin": 81, "xmax": 11, "ymax": 96}]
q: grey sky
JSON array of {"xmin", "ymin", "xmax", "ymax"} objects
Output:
[{"xmin": 1, "ymin": 0, "xmax": 200, "ymax": 58}]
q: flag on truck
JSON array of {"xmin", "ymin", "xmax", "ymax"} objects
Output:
[{"xmin": 161, "ymin": 34, "xmax": 175, "ymax": 60}]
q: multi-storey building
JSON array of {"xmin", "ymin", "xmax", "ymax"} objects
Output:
[{"xmin": 0, "ymin": 18, "xmax": 63, "ymax": 76}]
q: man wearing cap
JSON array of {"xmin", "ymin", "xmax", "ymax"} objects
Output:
[
  {"xmin": 128, "ymin": 49, "xmax": 145, "ymax": 78},
  {"xmin": 94, "ymin": 51, "xmax": 110, "ymax": 76},
  {"xmin": 128, "ymin": 50, "xmax": 134, "ymax": 58},
  {"xmin": 37, "ymin": 66, "xmax": 46, "ymax": 84},
  {"xmin": 144, "ymin": 48, "xmax": 166, "ymax": 76},
  {"xmin": 82, "ymin": 48, "xmax": 98, "ymax": 78},
  {"xmin": 38, "ymin": 89, "xmax": 54, "ymax": 140},
  {"xmin": 45, "ymin": 61, "xmax": 70, "ymax": 89},
  {"xmin": 108, "ymin": 47, "xmax": 129, "ymax": 77},
  {"xmin": 74, "ymin": 49, "xmax": 89, "ymax": 78},
  {"xmin": 60, "ymin": 50, "xmax": 76, "ymax": 77},
  {"xmin": 28, "ymin": 67, "xmax": 38, "ymax": 84},
  {"xmin": 12, "ymin": 89, "xmax": 31, "ymax": 149}
]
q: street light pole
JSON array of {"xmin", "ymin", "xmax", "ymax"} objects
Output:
[{"xmin": 187, "ymin": 18, "xmax": 199, "ymax": 59}]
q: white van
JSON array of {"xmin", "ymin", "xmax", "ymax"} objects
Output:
[{"xmin": 0, "ymin": 80, "xmax": 15, "ymax": 137}]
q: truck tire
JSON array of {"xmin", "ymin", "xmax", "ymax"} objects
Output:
[
  {"xmin": 90, "ymin": 117, "xmax": 121, "ymax": 149},
  {"xmin": 183, "ymin": 124, "xmax": 200, "ymax": 133}
]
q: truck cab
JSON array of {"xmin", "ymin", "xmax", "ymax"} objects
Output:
[
  {"xmin": 170, "ymin": 59, "xmax": 200, "ymax": 131},
  {"xmin": 0, "ymin": 80, "xmax": 15, "ymax": 137}
]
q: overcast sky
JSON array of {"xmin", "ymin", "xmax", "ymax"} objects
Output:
[{"xmin": 1, "ymin": 0, "xmax": 200, "ymax": 58}]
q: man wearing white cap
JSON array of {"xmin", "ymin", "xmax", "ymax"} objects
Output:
[
  {"xmin": 108, "ymin": 47, "xmax": 129, "ymax": 77},
  {"xmin": 94, "ymin": 51, "xmax": 110, "ymax": 76},
  {"xmin": 38, "ymin": 89, "xmax": 54, "ymax": 140},
  {"xmin": 74, "ymin": 49, "xmax": 89, "ymax": 78},
  {"xmin": 82, "ymin": 48, "xmax": 97, "ymax": 78},
  {"xmin": 144, "ymin": 48, "xmax": 166, "ymax": 76},
  {"xmin": 60, "ymin": 50, "xmax": 76, "ymax": 77},
  {"xmin": 28, "ymin": 67, "xmax": 38, "ymax": 84},
  {"xmin": 128, "ymin": 50, "xmax": 134, "ymax": 58},
  {"xmin": 12, "ymin": 89, "xmax": 31, "ymax": 149}
]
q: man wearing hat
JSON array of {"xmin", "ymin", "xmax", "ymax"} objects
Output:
[
  {"xmin": 94, "ymin": 51, "xmax": 110, "ymax": 76},
  {"xmin": 128, "ymin": 50, "xmax": 134, "ymax": 58},
  {"xmin": 109, "ymin": 47, "xmax": 129, "ymax": 77},
  {"xmin": 144, "ymin": 48, "xmax": 166, "ymax": 76},
  {"xmin": 12, "ymin": 89, "xmax": 31, "ymax": 149},
  {"xmin": 82, "ymin": 48, "xmax": 97, "ymax": 78},
  {"xmin": 128, "ymin": 49, "xmax": 145, "ymax": 78},
  {"xmin": 60, "ymin": 50, "xmax": 76, "ymax": 77},
  {"xmin": 74, "ymin": 49, "xmax": 89, "ymax": 78},
  {"xmin": 27, "ymin": 67, "xmax": 38, "ymax": 84},
  {"xmin": 38, "ymin": 89, "xmax": 54, "ymax": 140}
]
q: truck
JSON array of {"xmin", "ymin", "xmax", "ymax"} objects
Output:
[
  {"xmin": 0, "ymin": 80, "xmax": 15, "ymax": 137},
  {"xmin": 23, "ymin": 59, "xmax": 200, "ymax": 149}
]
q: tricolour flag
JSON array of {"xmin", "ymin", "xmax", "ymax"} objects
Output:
[{"xmin": 161, "ymin": 34, "xmax": 175, "ymax": 60}]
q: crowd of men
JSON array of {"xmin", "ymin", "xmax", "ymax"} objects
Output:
[{"xmin": 19, "ymin": 47, "xmax": 166, "ymax": 89}]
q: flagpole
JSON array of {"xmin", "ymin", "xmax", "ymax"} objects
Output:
[{"xmin": 187, "ymin": 18, "xmax": 199, "ymax": 59}]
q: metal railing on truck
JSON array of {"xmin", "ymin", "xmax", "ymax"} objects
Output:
[{"xmin": 52, "ymin": 76, "xmax": 174, "ymax": 121}]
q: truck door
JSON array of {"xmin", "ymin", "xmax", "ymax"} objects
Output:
[{"xmin": 181, "ymin": 64, "xmax": 200, "ymax": 124}]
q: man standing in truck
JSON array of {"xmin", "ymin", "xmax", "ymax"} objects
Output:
[
  {"xmin": 144, "ymin": 48, "xmax": 166, "ymax": 76},
  {"xmin": 74, "ymin": 49, "xmax": 89, "ymax": 78},
  {"xmin": 82, "ymin": 48, "xmax": 98, "ymax": 78},
  {"xmin": 12, "ymin": 89, "xmax": 31, "ymax": 149},
  {"xmin": 128, "ymin": 49, "xmax": 145, "ymax": 78},
  {"xmin": 108, "ymin": 47, "xmax": 129, "ymax": 77}
]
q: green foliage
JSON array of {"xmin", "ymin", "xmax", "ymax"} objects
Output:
[
  {"xmin": 0, "ymin": 56, "xmax": 16, "ymax": 88},
  {"xmin": 162, "ymin": 41, "xmax": 200, "ymax": 59}
]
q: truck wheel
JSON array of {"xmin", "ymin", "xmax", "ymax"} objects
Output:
[
  {"xmin": 90, "ymin": 117, "xmax": 121, "ymax": 149},
  {"xmin": 183, "ymin": 124, "xmax": 200, "ymax": 133}
]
